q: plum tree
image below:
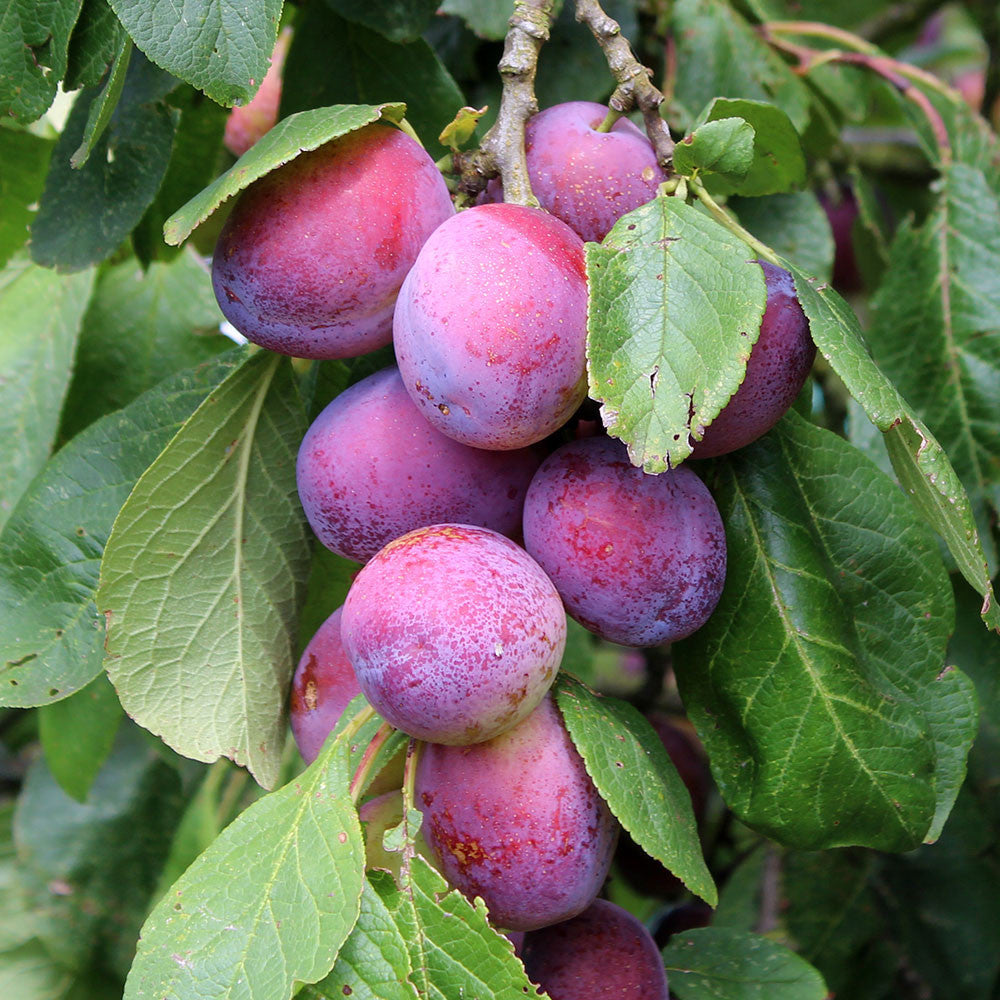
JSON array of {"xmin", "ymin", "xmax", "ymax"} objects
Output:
[
  {"xmin": 340, "ymin": 524, "xmax": 565, "ymax": 744},
  {"xmin": 288, "ymin": 606, "xmax": 361, "ymax": 764},
  {"xmin": 521, "ymin": 899, "xmax": 669, "ymax": 999},
  {"xmin": 415, "ymin": 695, "xmax": 618, "ymax": 931},
  {"xmin": 393, "ymin": 202, "xmax": 589, "ymax": 449},
  {"xmin": 212, "ymin": 123, "xmax": 454, "ymax": 359},
  {"xmin": 522, "ymin": 436, "xmax": 727, "ymax": 646},
  {"xmin": 296, "ymin": 367, "xmax": 541, "ymax": 563},
  {"xmin": 488, "ymin": 101, "xmax": 665, "ymax": 243},
  {"xmin": 690, "ymin": 262, "xmax": 816, "ymax": 459}
]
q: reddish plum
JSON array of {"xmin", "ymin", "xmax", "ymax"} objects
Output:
[
  {"xmin": 690, "ymin": 262, "xmax": 815, "ymax": 459},
  {"xmin": 521, "ymin": 899, "xmax": 669, "ymax": 999},
  {"xmin": 393, "ymin": 202, "xmax": 588, "ymax": 450},
  {"xmin": 341, "ymin": 524, "xmax": 565, "ymax": 745},
  {"xmin": 223, "ymin": 28, "xmax": 290, "ymax": 156},
  {"xmin": 522, "ymin": 436, "xmax": 726, "ymax": 646},
  {"xmin": 416, "ymin": 695, "xmax": 618, "ymax": 930},
  {"xmin": 296, "ymin": 367, "xmax": 541, "ymax": 562},
  {"xmin": 213, "ymin": 123, "xmax": 454, "ymax": 359},
  {"xmin": 289, "ymin": 606, "xmax": 362, "ymax": 764}
]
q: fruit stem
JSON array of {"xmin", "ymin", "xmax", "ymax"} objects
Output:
[
  {"xmin": 595, "ymin": 106, "xmax": 623, "ymax": 133},
  {"xmin": 689, "ymin": 177, "xmax": 781, "ymax": 266},
  {"xmin": 349, "ymin": 721, "xmax": 395, "ymax": 802},
  {"xmin": 575, "ymin": 0, "xmax": 675, "ymax": 169},
  {"xmin": 401, "ymin": 737, "xmax": 423, "ymax": 863},
  {"xmin": 396, "ymin": 118, "xmax": 424, "ymax": 148}
]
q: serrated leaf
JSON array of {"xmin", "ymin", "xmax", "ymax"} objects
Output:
[
  {"xmin": 123, "ymin": 714, "xmax": 366, "ymax": 1000},
  {"xmin": 164, "ymin": 102, "xmax": 406, "ymax": 245},
  {"xmin": 37, "ymin": 672, "xmax": 123, "ymax": 802},
  {"xmin": 98, "ymin": 351, "xmax": 311, "ymax": 788},
  {"xmin": 30, "ymin": 52, "xmax": 179, "ymax": 272},
  {"xmin": 787, "ymin": 264, "xmax": 1000, "ymax": 630},
  {"xmin": 0, "ymin": 257, "xmax": 95, "ymax": 531},
  {"xmin": 70, "ymin": 36, "xmax": 131, "ymax": 167},
  {"xmin": 0, "ymin": 351, "xmax": 242, "ymax": 708},
  {"xmin": 554, "ymin": 674, "xmax": 717, "ymax": 905},
  {"xmin": 107, "ymin": 0, "xmax": 281, "ymax": 107},
  {"xmin": 439, "ymin": 0, "xmax": 511, "ymax": 39},
  {"xmin": 673, "ymin": 117, "xmax": 756, "ymax": 183},
  {"xmin": 868, "ymin": 164, "xmax": 1000, "ymax": 576},
  {"xmin": 663, "ymin": 927, "xmax": 828, "ymax": 1000},
  {"xmin": 0, "ymin": 129, "xmax": 53, "ymax": 268},
  {"xmin": 731, "ymin": 191, "xmax": 833, "ymax": 282},
  {"xmin": 675, "ymin": 411, "xmax": 954, "ymax": 851},
  {"xmin": 697, "ymin": 98, "xmax": 806, "ymax": 197},
  {"xmin": 61, "ymin": 248, "xmax": 230, "ymax": 437},
  {"xmin": 15, "ymin": 726, "xmax": 184, "ymax": 978},
  {"xmin": 586, "ymin": 196, "xmax": 768, "ymax": 472},
  {"xmin": 669, "ymin": 0, "xmax": 812, "ymax": 133},
  {"xmin": 0, "ymin": 0, "xmax": 84, "ymax": 122},
  {"xmin": 325, "ymin": 0, "xmax": 439, "ymax": 43},
  {"xmin": 64, "ymin": 0, "xmax": 127, "ymax": 89}
]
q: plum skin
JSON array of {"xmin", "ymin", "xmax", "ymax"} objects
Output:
[
  {"xmin": 415, "ymin": 695, "xmax": 618, "ymax": 931},
  {"xmin": 289, "ymin": 606, "xmax": 362, "ymax": 764},
  {"xmin": 393, "ymin": 202, "xmax": 589, "ymax": 450},
  {"xmin": 340, "ymin": 524, "xmax": 566, "ymax": 745},
  {"xmin": 522, "ymin": 436, "xmax": 727, "ymax": 646},
  {"xmin": 521, "ymin": 899, "xmax": 669, "ymax": 1000},
  {"xmin": 296, "ymin": 367, "xmax": 541, "ymax": 563},
  {"xmin": 511, "ymin": 101, "xmax": 666, "ymax": 243},
  {"xmin": 690, "ymin": 262, "xmax": 815, "ymax": 459},
  {"xmin": 213, "ymin": 122, "xmax": 454, "ymax": 359}
]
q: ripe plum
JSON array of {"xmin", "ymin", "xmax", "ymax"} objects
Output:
[
  {"xmin": 690, "ymin": 262, "xmax": 815, "ymax": 459},
  {"xmin": 296, "ymin": 367, "xmax": 541, "ymax": 562},
  {"xmin": 522, "ymin": 436, "xmax": 726, "ymax": 646},
  {"xmin": 393, "ymin": 202, "xmax": 588, "ymax": 450},
  {"xmin": 341, "ymin": 524, "xmax": 565, "ymax": 744},
  {"xmin": 289, "ymin": 606, "xmax": 362, "ymax": 764},
  {"xmin": 416, "ymin": 695, "xmax": 618, "ymax": 931},
  {"xmin": 521, "ymin": 899, "xmax": 669, "ymax": 999},
  {"xmin": 213, "ymin": 123, "xmax": 454, "ymax": 359}
]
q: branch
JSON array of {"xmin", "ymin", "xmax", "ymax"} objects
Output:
[
  {"xmin": 452, "ymin": 0, "xmax": 556, "ymax": 206},
  {"xmin": 575, "ymin": 0, "xmax": 675, "ymax": 168}
]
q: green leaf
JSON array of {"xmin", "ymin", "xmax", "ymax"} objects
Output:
[
  {"xmin": 554, "ymin": 674, "xmax": 717, "ymax": 905},
  {"xmin": 15, "ymin": 726, "xmax": 184, "ymax": 978},
  {"xmin": 38, "ymin": 672, "xmax": 124, "ymax": 802},
  {"xmin": 0, "ymin": 800, "xmax": 35, "ymax": 952},
  {"xmin": 164, "ymin": 102, "xmax": 406, "ymax": 245},
  {"xmin": 0, "ymin": 0, "xmax": 84, "ymax": 122},
  {"xmin": 107, "ymin": 0, "xmax": 281, "ymax": 107},
  {"xmin": 61, "ymin": 248, "xmax": 229, "ymax": 437},
  {"xmin": 280, "ymin": 7, "xmax": 461, "ymax": 159},
  {"xmin": 868, "ymin": 164, "xmax": 1000, "ymax": 576},
  {"xmin": 325, "ymin": 0, "xmax": 439, "ymax": 43},
  {"xmin": 673, "ymin": 117, "xmax": 756, "ymax": 183},
  {"xmin": 0, "ymin": 941, "xmax": 73, "ymax": 998},
  {"xmin": 586, "ymin": 196, "xmax": 768, "ymax": 473},
  {"xmin": 298, "ymin": 545, "xmax": 360, "ymax": 656},
  {"xmin": 787, "ymin": 264, "xmax": 1000, "ymax": 630},
  {"xmin": 669, "ymin": 0, "xmax": 812, "ymax": 133},
  {"xmin": 70, "ymin": 36, "xmax": 131, "ymax": 168},
  {"xmin": 731, "ymin": 191, "xmax": 833, "ymax": 282},
  {"xmin": 30, "ymin": 52, "xmax": 179, "ymax": 272},
  {"xmin": 122, "ymin": 714, "xmax": 366, "ymax": 1000},
  {"xmin": 663, "ymin": 927, "xmax": 828, "ymax": 1000},
  {"xmin": 64, "ymin": 0, "xmax": 128, "ymax": 89},
  {"xmin": 0, "ymin": 129, "xmax": 53, "ymax": 268},
  {"xmin": 0, "ymin": 351, "xmax": 241, "ymax": 708},
  {"xmin": 439, "ymin": 0, "xmax": 511, "ymax": 39},
  {"xmin": 0, "ymin": 257, "xmax": 95, "ymax": 531},
  {"xmin": 675, "ymin": 411, "xmax": 953, "ymax": 851},
  {"xmin": 98, "ymin": 351, "xmax": 311, "ymax": 789}
]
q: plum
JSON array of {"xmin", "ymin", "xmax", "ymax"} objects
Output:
[
  {"xmin": 223, "ymin": 28, "xmax": 290, "ymax": 156},
  {"xmin": 415, "ymin": 695, "xmax": 618, "ymax": 931},
  {"xmin": 488, "ymin": 101, "xmax": 665, "ymax": 243},
  {"xmin": 521, "ymin": 899, "xmax": 669, "ymax": 999},
  {"xmin": 340, "ymin": 524, "xmax": 565, "ymax": 745},
  {"xmin": 296, "ymin": 367, "xmax": 541, "ymax": 563},
  {"xmin": 213, "ymin": 122, "xmax": 454, "ymax": 359},
  {"xmin": 522, "ymin": 436, "xmax": 726, "ymax": 646},
  {"xmin": 393, "ymin": 202, "xmax": 588, "ymax": 450},
  {"xmin": 288, "ymin": 606, "xmax": 362, "ymax": 764},
  {"xmin": 690, "ymin": 262, "xmax": 815, "ymax": 459}
]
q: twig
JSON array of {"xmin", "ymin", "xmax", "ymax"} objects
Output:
[
  {"xmin": 575, "ymin": 0, "xmax": 675, "ymax": 168},
  {"xmin": 452, "ymin": 0, "xmax": 557, "ymax": 205}
]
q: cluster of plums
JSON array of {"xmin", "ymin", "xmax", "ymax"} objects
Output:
[{"xmin": 213, "ymin": 100, "xmax": 814, "ymax": 999}]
